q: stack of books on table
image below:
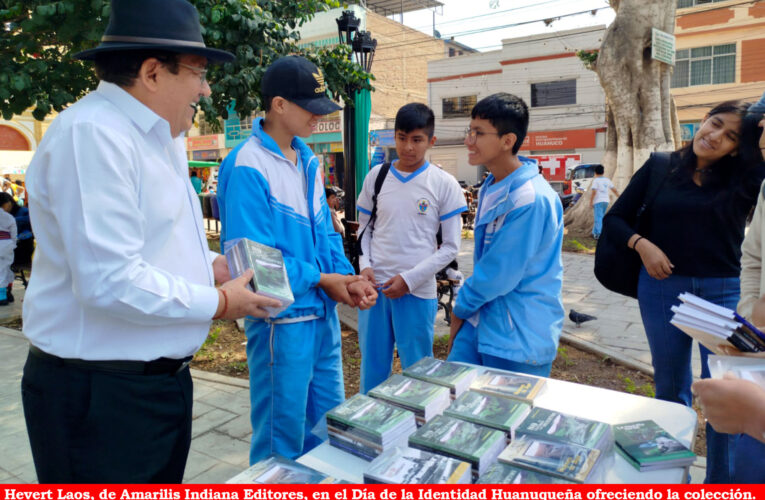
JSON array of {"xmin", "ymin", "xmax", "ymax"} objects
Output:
[
  {"xmin": 403, "ymin": 357, "xmax": 478, "ymax": 399},
  {"xmin": 476, "ymin": 462, "xmax": 573, "ymax": 484},
  {"xmin": 670, "ymin": 292, "xmax": 765, "ymax": 354},
  {"xmin": 497, "ymin": 436, "xmax": 603, "ymax": 483},
  {"xmin": 326, "ymin": 394, "xmax": 416, "ymax": 461},
  {"xmin": 363, "ymin": 446, "xmax": 472, "ymax": 484},
  {"xmin": 368, "ymin": 374, "xmax": 451, "ymax": 426},
  {"xmin": 443, "ymin": 390, "xmax": 531, "ymax": 442},
  {"xmin": 515, "ymin": 407, "xmax": 613, "ymax": 453},
  {"xmin": 226, "ymin": 454, "xmax": 343, "ymax": 484},
  {"xmin": 408, "ymin": 414, "xmax": 507, "ymax": 479},
  {"xmin": 470, "ymin": 369, "xmax": 546, "ymax": 404},
  {"xmin": 613, "ymin": 420, "xmax": 696, "ymax": 472}
]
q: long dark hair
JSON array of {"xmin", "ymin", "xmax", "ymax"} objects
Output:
[{"xmin": 672, "ymin": 100, "xmax": 758, "ymax": 205}]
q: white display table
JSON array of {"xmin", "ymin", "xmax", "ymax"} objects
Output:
[{"xmin": 298, "ymin": 368, "xmax": 698, "ymax": 484}]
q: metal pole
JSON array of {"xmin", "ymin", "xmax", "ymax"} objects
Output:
[{"xmin": 343, "ymin": 90, "xmax": 356, "ymax": 220}]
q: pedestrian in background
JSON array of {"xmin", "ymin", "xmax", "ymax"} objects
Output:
[
  {"xmin": 589, "ymin": 164, "xmax": 619, "ymax": 240},
  {"xmin": 603, "ymin": 99, "xmax": 765, "ymax": 483},
  {"xmin": 0, "ymin": 192, "xmax": 16, "ymax": 306}
]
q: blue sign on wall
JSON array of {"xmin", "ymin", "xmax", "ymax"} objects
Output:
[
  {"xmin": 680, "ymin": 123, "xmax": 698, "ymax": 142},
  {"xmin": 224, "ymin": 100, "xmax": 247, "ymax": 148},
  {"xmin": 370, "ymin": 129, "xmax": 395, "ymax": 147}
]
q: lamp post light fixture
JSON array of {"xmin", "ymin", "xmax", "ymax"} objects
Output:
[{"xmin": 336, "ymin": 10, "xmax": 376, "ymax": 269}]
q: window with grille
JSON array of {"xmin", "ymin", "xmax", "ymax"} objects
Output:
[
  {"xmin": 442, "ymin": 95, "xmax": 477, "ymax": 118},
  {"xmin": 671, "ymin": 44, "xmax": 735, "ymax": 88},
  {"xmin": 677, "ymin": 0, "xmax": 727, "ymax": 8},
  {"xmin": 530, "ymin": 79, "xmax": 576, "ymax": 107}
]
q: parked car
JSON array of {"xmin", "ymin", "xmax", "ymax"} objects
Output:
[{"xmin": 569, "ymin": 163, "xmax": 601, "ymax": 195}]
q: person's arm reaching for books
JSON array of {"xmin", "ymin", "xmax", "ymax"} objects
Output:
[{"xmin": 692, "ymin": 373, "xmax": 765, "ymax": 444}]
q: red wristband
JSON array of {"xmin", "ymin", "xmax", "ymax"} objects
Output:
[{"xmin": 213, "ymin": 289, "xmax": 228, "ymax": 320}]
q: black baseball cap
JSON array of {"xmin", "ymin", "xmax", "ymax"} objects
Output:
[{"xmin": 261, "ymin": 56, "xmax": 342, "ymax": 115}]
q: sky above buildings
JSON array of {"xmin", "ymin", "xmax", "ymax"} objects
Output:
[{"xmin": 397, "ymin": 0, "xmax": 615, "ymax": 52}]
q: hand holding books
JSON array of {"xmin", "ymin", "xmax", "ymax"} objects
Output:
[{"xmin": 216, "ymin": 269, "xmax": 283, "ymax": 320}]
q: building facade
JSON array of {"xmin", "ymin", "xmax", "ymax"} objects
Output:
[
  {"xmin": 672, "ymin": 0, "xmax": 765, "ymax": 141},
  {"xmin": 427, "ymin": 26, "xmax": 607, "ymax": 184}
]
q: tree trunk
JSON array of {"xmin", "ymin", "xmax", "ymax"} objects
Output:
[
  {"xmin": 564, "ymin": 0, "xmax": 678, "ymax": 233},
  {"xmin": 596, "ymin": 0, "xmax": 677, "ymax": 191}
]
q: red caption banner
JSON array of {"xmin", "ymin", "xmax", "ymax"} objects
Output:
[{"xmin": 2, "ymin": 485, "xmax": 765, "ymax": 500}]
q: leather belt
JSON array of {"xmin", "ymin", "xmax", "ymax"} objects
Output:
[{"xmin": 29, "ymin": 344, "xmax": 193, "ymax": 376}]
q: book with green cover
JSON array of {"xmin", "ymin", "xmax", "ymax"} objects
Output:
[
  {"xmin": 444, "ymin": 391, "xmax": 530, "ymax": 438},
  {"xmin": 408, "ymin": 414, "xmax": 506, "ymax": 475},
  {"xmin": 516, "ymin": 407, "xmax": 612, "ymax": 450},
  {"xmin": 613, "ymin": 420, "xmax": 695, "ymax": 471},
  {"xmin": 327, "ymin": 394, "xmax": 415, "ymax": 441},
  {"xmin": 498, "ymin": 437, "xmax": 602, "ymax": 484},
  {"xmin": 224, "ymin": 237, "xmax": 294, "ymax": 316},
  {"xmin": 226, "ymin": 454, "xmax": 338, "ymax": 484},
  {"xmin": 364, "ymin": 447, "xmax": 472, "ymax": 484},
  {"xmin": 470, "ymin": 370, "xmax": 545, "ymax": 404},
  {"xmin": 476, "ymin": 462, "xmax": 572, "ymax": 484},
  {"xmin": 403, "ymin": 357, "xmax": 477, "ymax": 396},
  {"xmin": 368, "ymin": 374, "xmax": 450, "ymax": 423}
]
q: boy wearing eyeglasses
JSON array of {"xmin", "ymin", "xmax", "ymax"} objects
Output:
[
  {"xmin": 447, "ymin": 92, "xmax": 564, "ymax": 377},
  {"xmin": 356, "ymin": 103, "xmax": 467, "ymax": 393}
]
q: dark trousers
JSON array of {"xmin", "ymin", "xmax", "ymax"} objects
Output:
[{"xmin": 21, "ymin": 350, "xmax": 194, "ymax": 483}]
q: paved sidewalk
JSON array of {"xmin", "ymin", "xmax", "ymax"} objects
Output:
[{"xmin": 1, "ymin": 239, "xmax": 706, "ymax": 483}]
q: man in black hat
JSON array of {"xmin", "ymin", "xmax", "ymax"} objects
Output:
[
  {"xmin": 20, "ymin": 0, "xmax": 281, "ymax": 483},
  {"xmin": 216, "ymin": 55, "xmax": 377, "ymax": 464}
]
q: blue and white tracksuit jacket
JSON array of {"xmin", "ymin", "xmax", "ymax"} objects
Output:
[
  {"xmin": 217, "ymin": 117, "xmax": 353, "ymax": 463},
  {"xmin": 453, "ymin": 159, "xmax": 564, "ymax": 366}
]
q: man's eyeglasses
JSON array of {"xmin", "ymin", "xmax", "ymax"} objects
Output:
[
  {"xmin": 464, "ymin": 127, "xmax": 501, "ymax": 145},
  {"xmin": 178, "ymin": 62, "xmax": 208, "ymax": 85}
]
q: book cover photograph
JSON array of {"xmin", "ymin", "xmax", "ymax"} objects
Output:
[
  {"xmin": 444, "ymin": 390, "xmax": 530, "ymax": 438},
  {"xmin": 613, "ymin": 420, "xmax": 695, "ymax": 471},
  {"xmin": 408, "ymin": 414, "xmax": 506, "ymax": 475},
  {"xmin": 364, "ymin": 446, "xmax": 471, "ymax": 484},
  {"xmin": 516, "ymin": 407, "xmax": 612, "ymax": 450},
  {"xmin": 368, "ymin": 374, "xmax": 450, "ymax": 424},
  {"xmin": 476, "ymin": 462, "xmax": 573, "ymax": 484},
  {"xmin": 226, "ymin": 454, "xmax": 336, "ymax": 484},
  {"xmin": 498, "ymin": 437, "xmax": 602, "ymax": 483},
  {"xmin": 402, "ymin": 357, "xmax": 477, "ymax": 396},
  {"xmin": 223, "ymin": 237, "xmax": 294, "ymax": 316},
  {"xmin": 327, "ymin": 394, "xmax": 414, "ymax": 438},
  {"xmin": 471, "ymin": 370, "xmax": 546, "ymax": 403}
]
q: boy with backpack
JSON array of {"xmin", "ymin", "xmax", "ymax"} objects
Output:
[{"xmin": 357, "ymin": 103, "xmax": 467, "ymax": 393}]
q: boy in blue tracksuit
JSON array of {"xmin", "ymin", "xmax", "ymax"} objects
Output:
[
  {"xmin": 447, "ymin": 92, "xmax": 564, "ymax": 377},
  {"xmin": 217, "ymin": 56, "xmax": 377, "ymax": 464}
]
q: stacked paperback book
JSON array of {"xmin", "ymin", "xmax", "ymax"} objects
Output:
[
  {"xmin": 515, "ymin": 407, "xmax": 613, "ymax": 452},
  {"xmin": 497, "ymin": 436, "xmax": 603, "ymax": 483},
  {"xmin": 326, "ymin": 394, "xmax": 416, "ymax": 461},
  {"xmin": 670, "ymin": 292, "xmax": 765, "ymax": 353},
  {"xmin": 470, "ymin": 370, "xmax": 546, "ymax": 404},
  {"xmin": 224, "ymin": 238, "xmax": 294, "ymax": 317},
  {"xmin": 443, "ymin": 391, "xmax": 531, "ymax": 442},
  {"xmin": 408, "ymin": 414, "xmax": 507, "ymax": 479},
  {"xmin": 476, "ymin": 462, "xmax": 572, "ymax": 484},
  {"xmin": 613, "ymin": 420, "xmax": 695, "ymax": 472},
  {"xmin": 227, "ymin": 455, "xmax": 343, "ymax": 484},
  {"xmin": 403, "ymin": 357, "xmax": 478, "ymax": 398},
  {"xmin": 363, "ymin": 446, "xmax": 472, "ymax": 484},
  {"xmin": 368, "ymin": 374, "xmax": 451, "ymax": 426}
]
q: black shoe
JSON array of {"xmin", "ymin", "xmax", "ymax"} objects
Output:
[
  {"xmin": 7, "ymin": 291, "xmax": 13, "ymax": 303},
  {"xmin": 0, "ymin": 299, "xmax": 9, "ymax": 306}
]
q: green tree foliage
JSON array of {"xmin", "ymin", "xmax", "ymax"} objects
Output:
[{"xmin": 0, "ymin": 0, "xmax": 373, "ymax": 123}]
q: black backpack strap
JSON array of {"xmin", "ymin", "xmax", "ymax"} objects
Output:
[{"xmin": 357, "ymin": 162, "xmax": 391, "ymax": 256}]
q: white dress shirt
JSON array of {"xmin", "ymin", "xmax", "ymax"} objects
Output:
[{"xmin": 23, "ymin": 82, "xmax": 219, "ymax": 361}]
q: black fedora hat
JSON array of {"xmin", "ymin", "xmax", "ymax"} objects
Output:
[{"xmin": 73, "ymin": 0, "xmax": 234, "ymax": 63}]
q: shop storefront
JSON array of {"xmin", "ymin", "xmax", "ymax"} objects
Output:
[{"xmin": 305, "ymin": 113, "xmax": 344, "ymax": 188}]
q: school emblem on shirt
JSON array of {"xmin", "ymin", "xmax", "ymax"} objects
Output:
[{"xmin": 417, "ymin": 198, "xmax": 430, "ymax": 214}]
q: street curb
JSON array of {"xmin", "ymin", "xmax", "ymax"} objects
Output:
[
  {"xmin": 560, "ymin": 329, "xmax": 654, "ymax": 378},
  {"xmin": 191, "ymin": 368, "xmax": 249, "ymax": 389}
]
